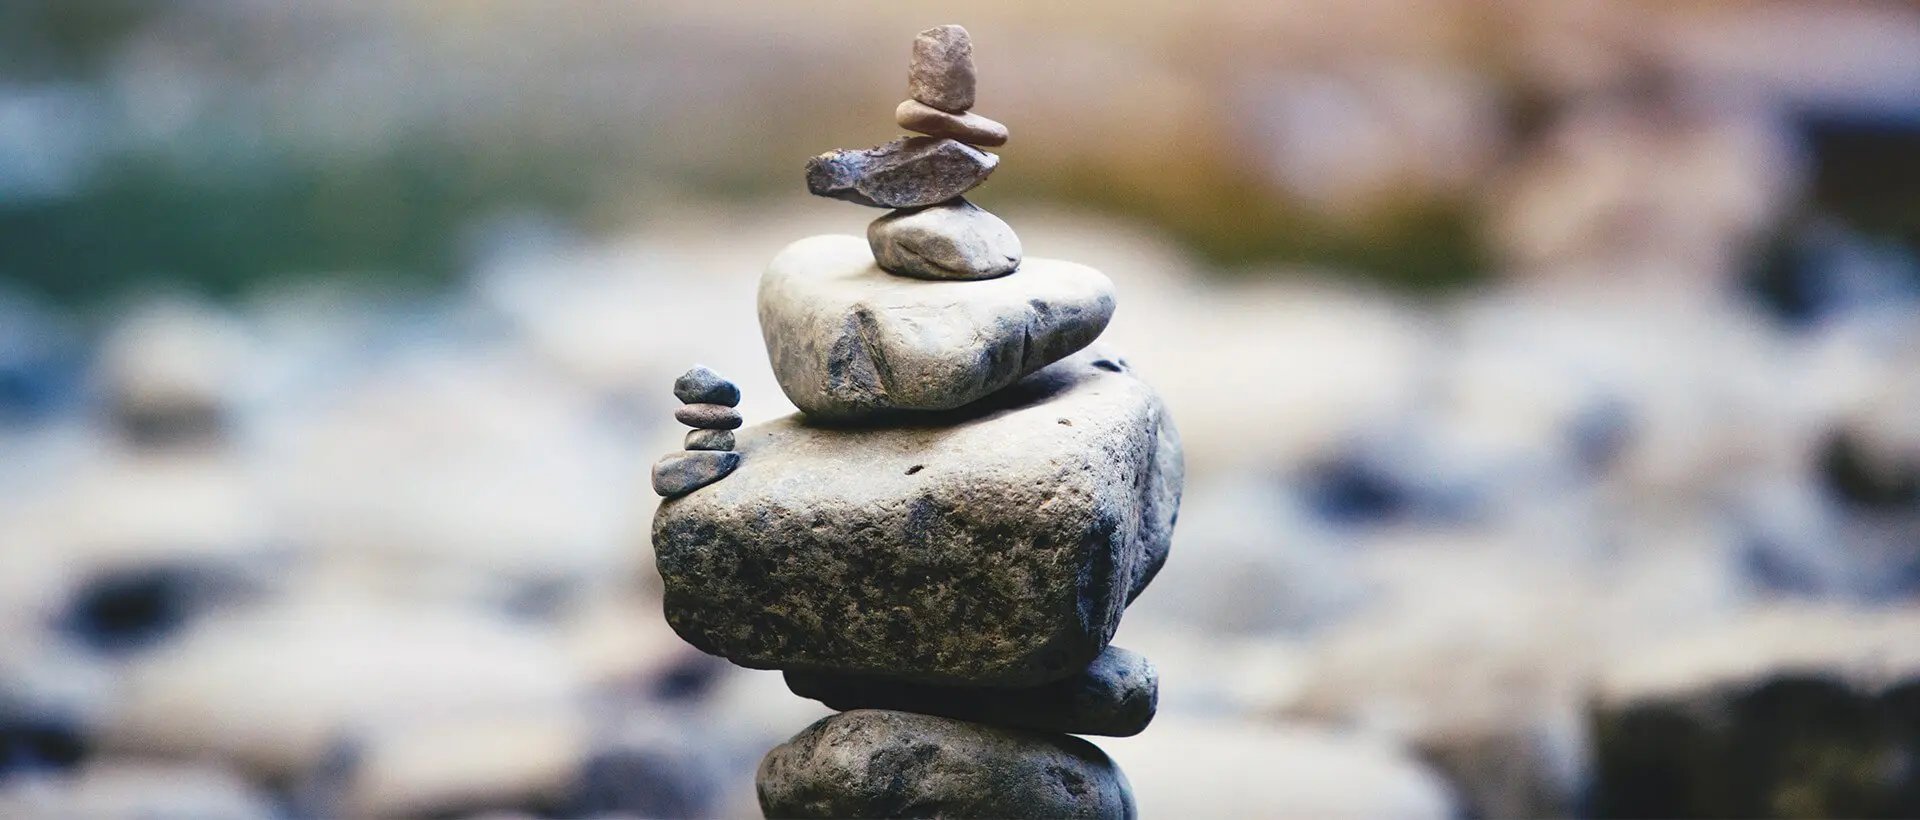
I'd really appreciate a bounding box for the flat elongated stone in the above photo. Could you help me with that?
[673,404,741,430]
[653,348,1183,686]
[683,429,734,451]
[895,100,1007,147]
[672,366,739,407]
[805,138,997,209]
[758,710,1135,819]
[786,645,1158,737]
[758,234,1111,421]
[869,198,1022,281]
[908,25,976,114]
[651,451,740,498]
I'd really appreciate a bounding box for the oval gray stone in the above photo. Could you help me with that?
[672,365,739,407]
[805,137,998,209]
[757,234,1112,421]
[653,348,1183,686]
[673,404,741,430]
[757,710,1135,819]
[869,198,1022,281]
[895,99,1007,147]
[785,645,1158,737]
[908,25,976,114]
[651,451,741,498]
[683,429,735,451]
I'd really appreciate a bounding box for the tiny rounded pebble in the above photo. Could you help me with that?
[675,404,743,430]
[685,429,735,451]
[673,366,740,407]
[895,100,1008,147]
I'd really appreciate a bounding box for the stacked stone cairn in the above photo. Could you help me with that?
[808,24,1021,282]
[651,365,744,497]
[652,24,1184,819]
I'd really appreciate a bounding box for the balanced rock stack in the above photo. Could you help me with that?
[651,365,744,497]
[807,24,1021,283]
[653,24,1183,819]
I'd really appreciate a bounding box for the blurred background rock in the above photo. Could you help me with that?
[1,1,1919,817]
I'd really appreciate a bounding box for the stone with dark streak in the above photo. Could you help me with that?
[652,347,1182,687]
[757,710,1135,819]
[757,234,1112,421]
[869,198,1022,281]
[785,645,1158,737]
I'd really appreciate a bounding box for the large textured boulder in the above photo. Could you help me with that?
[653,348,1182,687]
[786,645,1157,737]
[757,234,1114,421]
[757,710,1135,819]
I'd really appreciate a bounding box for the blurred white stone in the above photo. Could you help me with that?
[96,299,255,445]
[259,345,642,605]
[0,760,279,820]
[330,701,591,819]
[1126,472,1362,635]
[1488,102,1803,294]
[103,594,586,777]
[1098,717,1457,819]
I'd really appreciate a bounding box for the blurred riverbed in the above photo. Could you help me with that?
[3,2,1920,818]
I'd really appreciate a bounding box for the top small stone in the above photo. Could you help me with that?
[673,365,740,407]
[909,25,976,114]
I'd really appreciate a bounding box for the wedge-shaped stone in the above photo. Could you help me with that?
[653,348,1183,687]
[786,645,1158,737]
[758,234,1113,421]
[758,710,1135,820]
[805,137,998,209]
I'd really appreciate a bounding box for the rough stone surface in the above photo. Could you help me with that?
[757,710,1135,819]
[869,198,1022,281]
[786,645,1158,737]
[672,366,739,407]
[805,138,998,209]
[683,429,735,451]
[908,25,976,114]
[673,404,741,430]
[653,347,1182,686]
[895,100,1007,147]
[758,234,1113,421]
[651,451,741,498]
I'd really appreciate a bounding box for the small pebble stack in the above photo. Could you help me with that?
[650,365,743,498]
[806,24,1023,282]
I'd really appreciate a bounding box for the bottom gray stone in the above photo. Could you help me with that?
[784,645,1158,737]
[757,710,1135,819]
[651,451,741,497]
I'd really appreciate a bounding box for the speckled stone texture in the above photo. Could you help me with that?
[907,25,977,114]
[652,348,1183,687]
[757,710,1135,819]
[757,234,1112,421]
[785,645,1158,737]
[805,138,998,209]
[868,198,1022,281]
